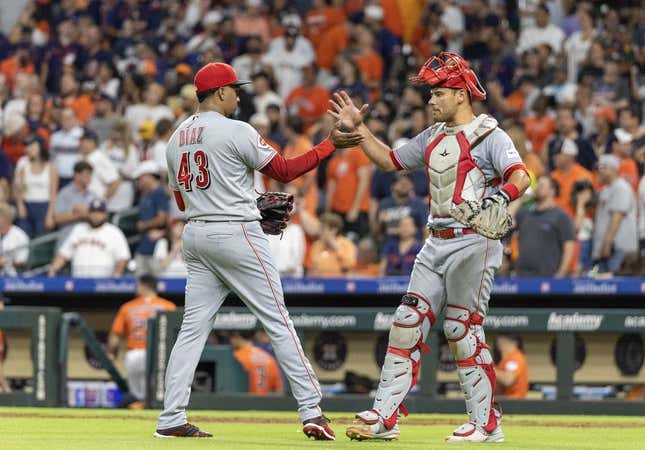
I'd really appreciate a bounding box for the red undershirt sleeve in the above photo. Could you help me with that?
[260,138,336,183]
[173,190,185,211]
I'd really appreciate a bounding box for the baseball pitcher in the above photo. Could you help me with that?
[154,63,362,439]
[331,52,531,443]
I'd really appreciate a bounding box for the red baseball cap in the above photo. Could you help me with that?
[194,62,250,94]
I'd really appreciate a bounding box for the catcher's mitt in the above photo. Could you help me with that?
[256,191,294,235]
[449,193,511,240]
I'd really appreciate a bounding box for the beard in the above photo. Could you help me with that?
[89,219,106,228]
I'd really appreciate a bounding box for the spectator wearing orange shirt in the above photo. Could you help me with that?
[108,275,176,401]
[231,331,283,396]
[495,334,529,399]
[550,139,593,217]
[0,47,35,91]
[351,24,384,101]
[285,65,330,130]
[308,213,357,277]
[612,129,640,192]
[58,73,95,126]
[234,0,271,45]
[523,95,555,156]
[326,148,372,239]
[276,116,319,216]
[305,1,348,70]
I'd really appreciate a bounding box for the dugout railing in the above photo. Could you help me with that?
[0,307,61,406]
[146,307,645,416]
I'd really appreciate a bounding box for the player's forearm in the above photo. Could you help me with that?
[500,168,531,201]
[357,123,397,172]
[261,140,335,183]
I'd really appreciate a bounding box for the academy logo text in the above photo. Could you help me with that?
[547,312,603,331]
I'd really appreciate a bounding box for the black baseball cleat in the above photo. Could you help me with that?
[303,415,336,440]
[153,422,213,438]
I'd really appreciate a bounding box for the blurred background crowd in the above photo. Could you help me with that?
[0,0,643,279]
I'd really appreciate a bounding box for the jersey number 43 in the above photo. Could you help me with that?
[177,150,210,191]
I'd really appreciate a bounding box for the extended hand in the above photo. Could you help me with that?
[328,90,368,131]
[330,126,363,148]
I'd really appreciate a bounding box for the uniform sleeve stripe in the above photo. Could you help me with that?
[503,163,527,180]
[390,149,407,171]
[256,151,277,171]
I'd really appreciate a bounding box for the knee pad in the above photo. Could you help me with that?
[443,304,482,361]
[388,294,435,351]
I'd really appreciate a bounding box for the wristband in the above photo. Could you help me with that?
[500,183,520,202]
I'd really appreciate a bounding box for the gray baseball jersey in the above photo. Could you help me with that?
[166,111,276,221]
[392,116,523,229]
[158,110,324,430]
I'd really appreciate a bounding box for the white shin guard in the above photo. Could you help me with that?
[444,304,498,432]
[372,294,435,428]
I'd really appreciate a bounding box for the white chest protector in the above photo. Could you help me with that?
[425,114,498,217]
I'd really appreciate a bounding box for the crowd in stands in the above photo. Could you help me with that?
[0,0,643,279]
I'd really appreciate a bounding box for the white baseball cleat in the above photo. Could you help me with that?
[345,410,400,441]
[445,422,505,443]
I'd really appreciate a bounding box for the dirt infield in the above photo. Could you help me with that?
[1,412,643,429]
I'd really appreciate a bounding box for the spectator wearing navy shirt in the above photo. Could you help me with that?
[375,172,427,246]
[133,161,168,276]
[381,216,423,276]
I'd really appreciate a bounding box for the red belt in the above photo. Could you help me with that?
[430,228,476,239]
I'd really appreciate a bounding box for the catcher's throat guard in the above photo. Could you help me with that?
[412,52,486,101]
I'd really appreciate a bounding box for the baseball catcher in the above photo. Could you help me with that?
[330,51,531,444]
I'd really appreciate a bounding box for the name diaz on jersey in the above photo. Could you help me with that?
[179,126,204,147]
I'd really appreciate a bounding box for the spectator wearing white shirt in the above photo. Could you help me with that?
[0,203,29,276]
[267,185,306,277]
[232,35,268,93]
[263,17,315,98]
[251,72,283,116]
[563,9,595,83]
[49,200,130,277]
[100,120,139,212]
[79,129,121,206]
[593,154,638,275]
[124,83,173,139]
[147,118,174,177]
[517,4,565,55]
[153,219,187,278]
[49,107,83,186]
[14,135,58,238]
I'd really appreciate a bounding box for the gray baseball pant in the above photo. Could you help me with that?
[157,220,322,429]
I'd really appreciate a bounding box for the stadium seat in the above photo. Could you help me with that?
[25,231,60,271]
[111,207,139,238]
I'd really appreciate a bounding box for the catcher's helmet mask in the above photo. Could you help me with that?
[411,52,486,101]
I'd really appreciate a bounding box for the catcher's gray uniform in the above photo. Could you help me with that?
[157,111,323,429]
[364,114,524,433]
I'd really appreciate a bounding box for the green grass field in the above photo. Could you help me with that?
[1,408,644,450]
